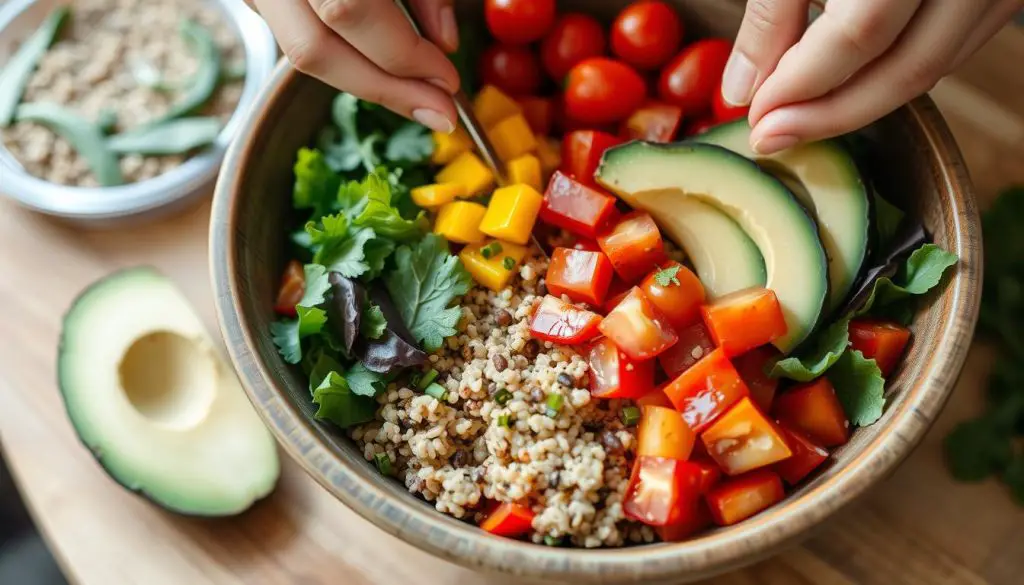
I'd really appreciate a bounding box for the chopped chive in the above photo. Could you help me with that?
[374,452,393,476]
[545,393,565,418]
[494,388,513,405]
[409,371,423,388]
[481,241,504,259]
[417,368,439,390]
[543,535,563,546]
[503,256,516,271]
[621,406,641,427]
[498,414,511,428]
[425,382,448,401]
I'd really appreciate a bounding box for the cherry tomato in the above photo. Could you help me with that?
[640,261,705,330]
[712,82,750,123]
[683,115,717,137]
[662,347,749,432]
[565,58,647,125]
[485,0,556,45]
[623,456,705,526]
[598,211,667,283]
[638,405,696,460]
[733,346,781,411]
[546,247,615,306]
[701,397,792,476]
[274,260,305,317]
[541,13,607,82]
[706,470,785,526]
[588,336,656,399]
[479,44,543,96]
[539,171,618,239]
[848,320,912,377]
[621,101,684,143]
[560,130,623,186]
[774,425,830,485]
[700,287,788,357]
[479,503,535,537]
[529,294,603,345]
[658,321,716,378]
[658,38,732,116]
[773,378,850,447]
[599,287,678,361]
[611,1,683,70]
[515,96,555,136]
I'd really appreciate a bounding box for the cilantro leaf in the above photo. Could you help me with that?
[348,172,429,242]
[346,362,387,397]
[299,264,331,307]
[770,317,851,381]
[384,234,472,352]
[385,122,434,163]
[321,226,376,278]
[653,265,681,287]
[361,302,387,339]
[270,319,302,364]
[827,349,885,426]
[308,348,344,394]
[312,371,377,428]
[362,238,396,281]
[293,148,341,218]
[944,417,1013,481]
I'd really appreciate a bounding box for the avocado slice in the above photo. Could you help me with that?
[596,142,827,353]
[642,196,766,298]
[58,268,280,516]
[696,120,869,313]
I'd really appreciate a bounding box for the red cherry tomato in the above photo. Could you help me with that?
[539,171,618,239]
[560,130,623,186]
[565,58,647,125]
[274,260,305,317]
[479,44,543,96]
[621,101,684,143]
[599,287,679,361]
[712,82,750,123]
[640,261,705,330]
[485,0,556,45]
[541,13,607,82]
[658,38,732,116]
[588,336,656,399]
[848,320,912,377]
[611,1,683,70]
[658,321,716,378]
[546,247,615,306]
[529,295,603,345]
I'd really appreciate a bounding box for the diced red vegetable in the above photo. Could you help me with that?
[561,130,623,185]
[662,347,749,432]
[733,346,781,411]
[571,238,601,252]
[701,397,792,476]
[597,211,667,283]
[480,502,536,537]
[848,319,912,377]
[773,378,850,447]
[602,277,633,312]
[599,288,679,361]
[700,287,788,356]
[640,261,706,329]
[623,456,705,526]
[711,81,750,123]
[529,295,603,345]
[658,321,716,378]
[539,171,619,239]
[517,96,555,136]
[636,384,675,408]
[774,425,830,485]
[588,336,655,399]
[274,260,305,317]
[546,247,615,306]
[690,457,723,493]
[637,405,696,460]
[621,102,683,142]
[683,115,717,137]
[655,501,713,542]
[706,469,785,526]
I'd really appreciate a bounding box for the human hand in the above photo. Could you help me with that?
[721,0,1023,154]
[247,0,461,134]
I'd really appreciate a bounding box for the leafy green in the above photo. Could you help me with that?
[944,418,1014,481]
[652,265,681,287]
[857,244,959,311]
[827,349,885,426]
[385,122,434,163]
[361,302,387,339]
[294,148,341,218]
[271,265,331,364]
[362,238,396,281]
[346,172,429,242]
[346,362,387,397]
[384,234,472,352]
[312,372,378,428]
[308,348,344,392]
[771,317,851,382]
[300,264,331,307]
[0,6,70,127]
[872,190,905,255]
[319,224,377,278]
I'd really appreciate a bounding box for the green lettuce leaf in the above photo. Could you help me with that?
[827,349,885,426]
[346,362,387,397]
[293,148,341,219]
[770,317,851,381]
[872,191,905,255]
[856,244,959,312]
[299,264,331,307]
[270,309,325,365]
[346,172,428,242]
[312,371,377,428]
[362,238,396,281]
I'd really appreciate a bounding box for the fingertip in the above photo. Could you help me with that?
[438,5,459,53]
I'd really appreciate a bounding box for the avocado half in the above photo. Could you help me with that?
[596,142,828,354]
[57,268,280,516]
[696,120,869,314]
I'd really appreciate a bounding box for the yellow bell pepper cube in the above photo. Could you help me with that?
[411,183,466,209]
[536,137,562,180]
[473,85,522,129]
[436,152,495,197]
[459,240,529,292]
[507,154,542,191]
[431,126,473,165]
[488,114,537,163]
[434,201,487,244]
[479,184,544,245]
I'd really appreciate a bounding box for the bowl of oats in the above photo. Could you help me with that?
[0,0,276,222]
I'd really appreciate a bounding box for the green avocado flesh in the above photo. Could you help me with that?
[596,142,828,354]
[696,120,870,314]
[58,268,280,516]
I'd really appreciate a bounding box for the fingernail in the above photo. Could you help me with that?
[439,6,458,53]
[752,134,799,155]
[721,51,757,107]
[428,77,456,94]
[413,108,454,134]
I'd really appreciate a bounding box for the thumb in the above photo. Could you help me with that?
[721,0,810,107]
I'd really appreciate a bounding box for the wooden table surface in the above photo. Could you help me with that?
[3,26,1024,585]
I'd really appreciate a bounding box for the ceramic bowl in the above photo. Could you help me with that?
[210,1,982,582]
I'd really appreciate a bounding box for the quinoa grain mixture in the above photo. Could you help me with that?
[1,0,244,187]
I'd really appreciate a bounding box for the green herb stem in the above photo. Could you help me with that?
[417,368,439,390]
[621,406,641,427]
[545,393,564,418]
[497,414,511,428]
[424,382,448,402]
[374,452,393,476]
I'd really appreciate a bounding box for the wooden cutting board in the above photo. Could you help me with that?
[2,26,1024,585]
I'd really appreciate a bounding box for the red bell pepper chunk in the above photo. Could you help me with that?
[273,260,305,317]
[539,171,619,239]
[640,261,706,330]
[599,287,679,361]
[733,345,782,411]
[623,456,706,527]
[546,247,615,306]
[587,336,655,399]
[516,96,555,136]
[662,347,749,433]
[848,319,912,377]
[571,238,602,252]
[706,469,785,526]
[561,130,623,185]
[479,502,536,537]
[690,457,723,493]
[658,321,717,378]
[529,295,603,345]
[701,397,793,476]
[597,211,667,283]
[637,405,696,460]
[621,102,683,143]
[773,378,850,447]
[774,425,830,485]
[700,287,788,356]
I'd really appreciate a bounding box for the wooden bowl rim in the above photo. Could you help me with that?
[210,61,982,582]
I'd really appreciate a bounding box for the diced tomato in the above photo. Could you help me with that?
[561,130,623,185]
[700,287,787,356]
[274,260,305,317]
[657,321,716,378]
[701,397,792,476]
[539,171,619,239]
[706,470,785,526]
[636,384,674,408]
[546,247,615,306]
[733,346,781,411]
[597,212,667,283]
[517,96,555,136]
[621,102,683,142]
[529,295,603,344]
[599,288,678,361]
[690,457,722,493]
[773,378,850,447]
[588,336,655,399]
[602,277,633,312]
[662,347,749,432]
[479,502,536,537]
[655,501,712,542]
[640,261,705,329]
[571,239,601,253]
[774,425,829,485]
[848,320,912,377]
[623,456,705,526]
[638,405,696,460]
